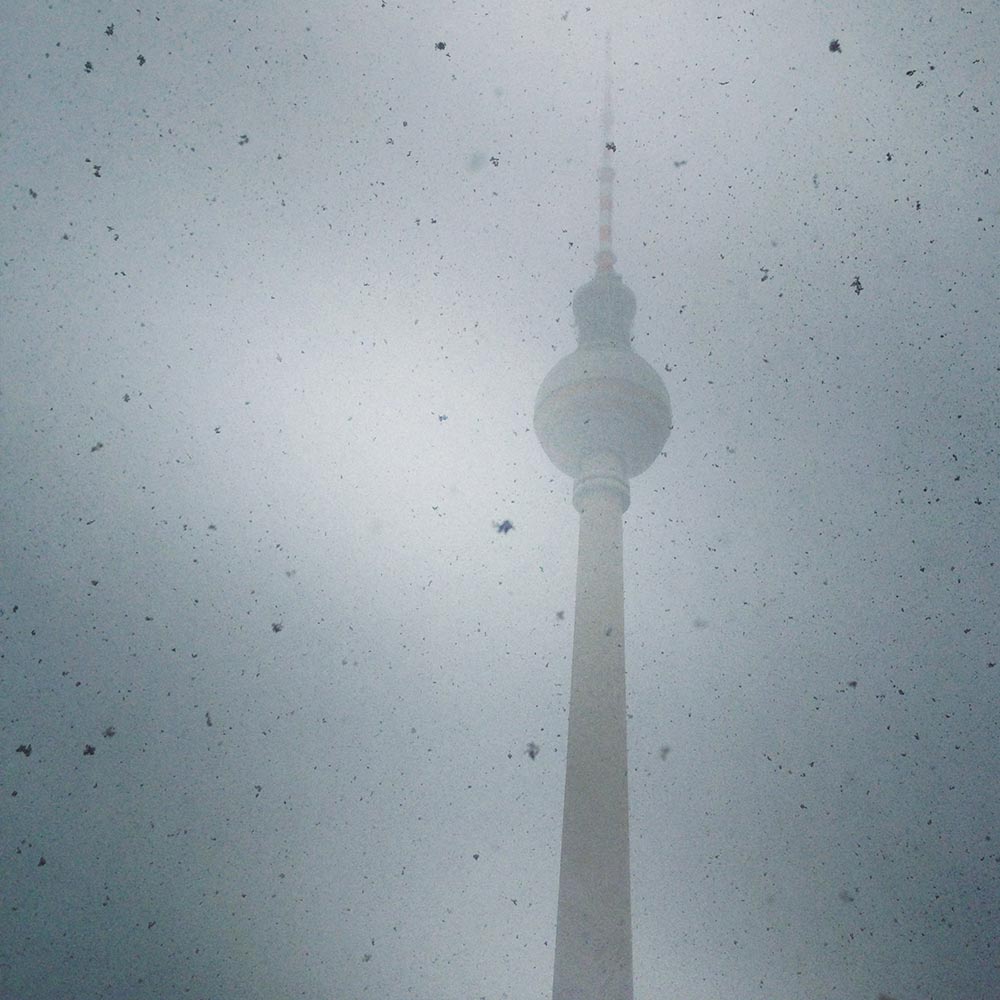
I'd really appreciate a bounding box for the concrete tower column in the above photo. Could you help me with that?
[553,453,633,1000]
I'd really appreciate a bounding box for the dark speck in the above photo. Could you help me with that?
[38,856,46,867]
[84,60,93,72]
[238,134,249,145]
[829,39,841,52]
[838,888,855,902]
[495,519,514,534]
[437,414,448,421]
[90,580,99,587]
[851,276,863,295]
[16,744,32,757]
[555,610,565,620]
[659,745,671,760]
[105,24,114,36]
[848,680,858,688]
[102,726,115,738]
[83,745,95,756]
[435,41,446,50]
[123,393,130,402]
[29,188,37,198]
[605,141,616,152]
[205,712,212,727]
[526,741,540,760]
[91,441,104,452]
[137,54,146,66]
[271,622,283,633]
[147,921,156,929]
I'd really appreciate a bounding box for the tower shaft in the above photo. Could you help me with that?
[553,458,633,1000]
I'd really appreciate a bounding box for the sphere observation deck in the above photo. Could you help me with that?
[534,269,672,483]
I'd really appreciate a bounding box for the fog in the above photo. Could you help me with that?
[2,3,997,998]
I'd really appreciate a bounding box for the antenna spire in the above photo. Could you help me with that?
[595,31,616,273]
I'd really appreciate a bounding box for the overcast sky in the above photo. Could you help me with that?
[1,2,997,998]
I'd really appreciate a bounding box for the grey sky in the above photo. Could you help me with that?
[2,2,997,998]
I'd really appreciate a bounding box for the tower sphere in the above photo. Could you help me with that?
[534,272,671,482]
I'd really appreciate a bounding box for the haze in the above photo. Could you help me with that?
[1,3,997,998]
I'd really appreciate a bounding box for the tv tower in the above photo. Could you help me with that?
[534,36,672,1000]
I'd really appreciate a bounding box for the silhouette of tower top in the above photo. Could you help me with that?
[573,32,639,351]
[534,36,671,500]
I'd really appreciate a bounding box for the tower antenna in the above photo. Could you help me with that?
[596,30,616,273]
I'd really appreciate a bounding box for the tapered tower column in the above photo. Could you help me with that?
[554,453,632,999]
[533,38,672,1000]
